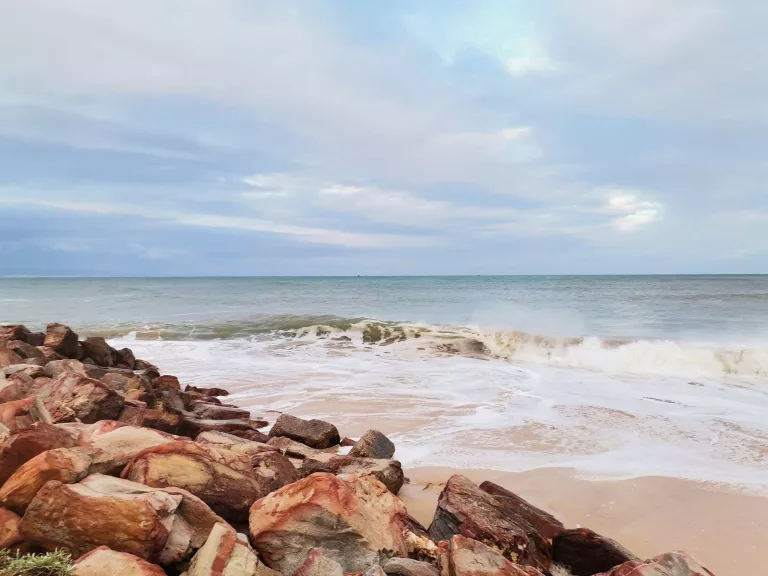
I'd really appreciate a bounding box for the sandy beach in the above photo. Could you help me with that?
[400,466,766,576]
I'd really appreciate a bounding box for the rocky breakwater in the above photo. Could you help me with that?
[0,322,716,576]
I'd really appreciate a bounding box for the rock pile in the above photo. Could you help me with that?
[0,323,716,575]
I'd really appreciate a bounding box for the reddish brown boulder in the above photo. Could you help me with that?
[438,535,544,576]
[81,336,116,366]
[0,397,53,431]
[479,482,564,540]
[114,347,136,369]
[6,340,44,360]
[75,546,167,576]
[190,402,251,421]
[43,358,88,378]
[180,416,267,439]
[0,343,23,368]
[300,455,404,494]
[196,430,276,457]
[37,346,64,361]
[0,422,78,485]
[383,557,440,576]
[0,372,40,402]
[185,384,230,397]
[44,323,80,357]
[252,450,301,495]
[349,429,396,459]
[293,549,344,576]
[593,551,715,576]
[4,363,45,379]
[26,332,45,346]
[84,423,179,475]
[155,374,181,390]
[0,507,22,548]
[122,440,264,523]
[552,528,638,576]
[341,436,358,447]
[119,405,182,434]
[0,325,31,343]
[46,372,124,423]
[427,475,550,572]
[249,473,410,574]
[229,429,271,443]
[268,414,340,449]
[185,522,281,576]
[266,436,322,459]
[0,446,95,512]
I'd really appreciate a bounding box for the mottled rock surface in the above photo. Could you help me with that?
[349,429,396,459]
[553,528,638,576]
[268,414,340,449]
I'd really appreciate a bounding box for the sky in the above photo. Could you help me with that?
[1,0,767,276]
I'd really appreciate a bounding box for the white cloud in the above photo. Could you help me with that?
[602,190,665,232]
[507,56,558,76]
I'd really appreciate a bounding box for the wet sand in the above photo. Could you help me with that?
[399,467,766,576]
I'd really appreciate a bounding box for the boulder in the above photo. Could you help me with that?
[383,557,440,576]
[0,446,95,513]
[0,422,78,485]
[81,336,115,366]
[252,450,301,495]
[84,423,179,475]
[3,363,45,379]
[44,323,80,357]
[349,430,396,459]
[0,397,53,431]
[249,473,410,575]
[119,405,182,434]
[0,507,22,548]
[75,546,167,576]
[479,482,564,540]
[6,340,44,360]
[268,414,340,449]
[292,549,344,576]
[0,325,31,343]
[230,429,271,443]
[365,567,387,576]
[115,347,136,369]
[43,358,88,378]
[300,455,405,494]
[593,551,715,576]
[266,436,322,459]
[427,475,550,572]
[185,522,282,576]
[341,437,358,447]
[438,535,544,576]
[0,343,23,368]
[101,372,152,394]
[186,385,230,397]
[196,430,276,458]
[180,416,267,439]
[122,440,264,523]
[190,402,251,421]
[46,372,124,423]
[155,375,181,390]
[26,332,46,347]
[552,528,638,576]
[21,474,225,565]
[0,372,40,402]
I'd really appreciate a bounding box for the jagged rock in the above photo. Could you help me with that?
[196,430,276,458]
[438,535,544,576]
[180,416,267,439]
[155,374,181,390]
[0,325,31,344]
[75,546,167,576]
[383,557,440,576]
[46,372,124,423]
[552,528,638,576]
[427,475,551,572]
[26,332,46,346]
[81,336,116,366]
[84,423,179,475]
[230,429,271,443]
[185,522,282,576]
[190,402,251,421]
[268,414,340,449]
[349,430,396,459]
[593,551,715,576]
[0,422,78,485]
[119,405,182,434]
[20,474,225,565]
[300,454,405,494]
[122,440,264,523]
[0,507,22,548]
[3,363,45,379]
[43,358,88,378]
[0,446,95,512]
[252,450,301,495]
[185,385,230,397]
[266,436,322,459]
[403,515,440,564]
[0,343,23,368]
[115,347,136,369]
[0,372,40,402]
[100,372,151,394]
[6,340,44,360]
[479,482,564,540]
[0,397,53,431]
[292,549,344,576]
[365,566,387,576]
[44,323,80,357]
[341,437,358,447]
[249,473,410,575]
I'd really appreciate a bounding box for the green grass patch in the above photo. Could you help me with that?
[0,549,75,576]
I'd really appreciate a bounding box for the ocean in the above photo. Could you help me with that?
[2,275,768,489]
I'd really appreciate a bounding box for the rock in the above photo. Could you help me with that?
[185,384,230,397]
[44,323,80,357]
[349,430,396,459]
[190,402,251,421]
[46,372,124,423]
[438,535,544,576]
[0,422,78,484]
[0,507,22,548]
[252,450,301,495]
[6,340,44,360]
[249,473,410,575]
[196,430,276,458]
[479,482,564,540]
[84,423,179,475]
[180,416,267,439]
[383,557,440,576]
[21,474,225,565]
[266,436,322,459]
[552,528,638,576]
[74,546,167,576]
[0,446,95,513]
[427,475,550,572]
[81,336,116,366]
[43,358,88,378]
[101,372,151,394]
[119,405,182,434]
[593,551,715,576]
[185,522,282,576]
[341,437,358,447]
[0,397,53,431]
[365,566,387,576]
[292,549,344,576]
[229,429,271,443]
[26,332,46,346]
[155,374,181,390]
[37,345,65,361]
[300,455,405,494]
[268,414,340,449]
[3,363,45,379]
[0,372,40,402]
[403,515,441,564]
[0,325,31,343]
[122,440,264,523]
[0,343,23,368]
